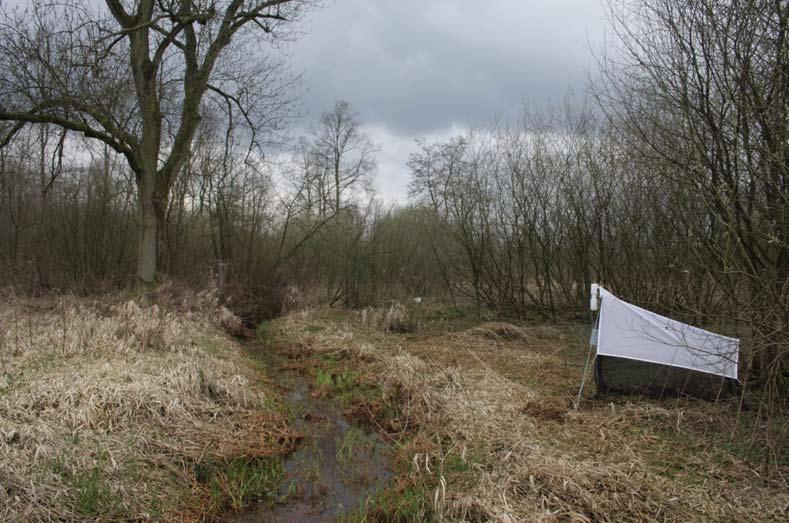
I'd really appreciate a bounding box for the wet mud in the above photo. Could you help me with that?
[225,368,392,522]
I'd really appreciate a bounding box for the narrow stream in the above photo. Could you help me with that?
[225,367,393,522]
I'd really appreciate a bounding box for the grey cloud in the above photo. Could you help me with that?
[290,0,607,134]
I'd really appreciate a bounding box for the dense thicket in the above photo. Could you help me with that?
[0,113,439,318]
[407,103,701,318]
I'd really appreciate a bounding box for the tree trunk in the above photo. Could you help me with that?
[335,167,341,212]
[137,173,157,283]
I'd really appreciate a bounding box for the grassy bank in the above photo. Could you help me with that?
[0,287,296,521]
[260,305,788,522]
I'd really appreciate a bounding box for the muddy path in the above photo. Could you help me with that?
[225,343,393,522]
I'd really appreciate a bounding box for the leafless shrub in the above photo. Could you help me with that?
[282,285,304,313]
[219,277,287,327]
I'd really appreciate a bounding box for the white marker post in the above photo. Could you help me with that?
[574,283,601,410]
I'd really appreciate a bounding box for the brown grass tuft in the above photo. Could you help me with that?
[361,302,418,333]
[469,321,531,341]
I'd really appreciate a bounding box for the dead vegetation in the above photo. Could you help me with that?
[267,308,788,522]
[361,302,418,333]
[468,321,530,341]
[0,288,293,521]
[3,292,785,522]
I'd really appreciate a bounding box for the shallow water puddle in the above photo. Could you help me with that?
[225,371,393,522]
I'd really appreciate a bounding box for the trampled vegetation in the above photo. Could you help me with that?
[0,0,787,521]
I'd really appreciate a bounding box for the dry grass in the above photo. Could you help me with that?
[360,302,418,333]
[468,322,531,341]
[269,308,788,522]
[0,288,292,521]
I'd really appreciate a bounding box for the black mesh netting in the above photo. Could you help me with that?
[594,355,739,400]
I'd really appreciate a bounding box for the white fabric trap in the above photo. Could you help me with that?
[596,288,738,380]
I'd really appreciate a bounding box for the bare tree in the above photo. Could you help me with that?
[312,100,377,213]
[0,0,311,283]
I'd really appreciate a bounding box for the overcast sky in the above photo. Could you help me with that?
[288,0,609,201]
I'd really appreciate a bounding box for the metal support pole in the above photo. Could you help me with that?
[574,311,600,411]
